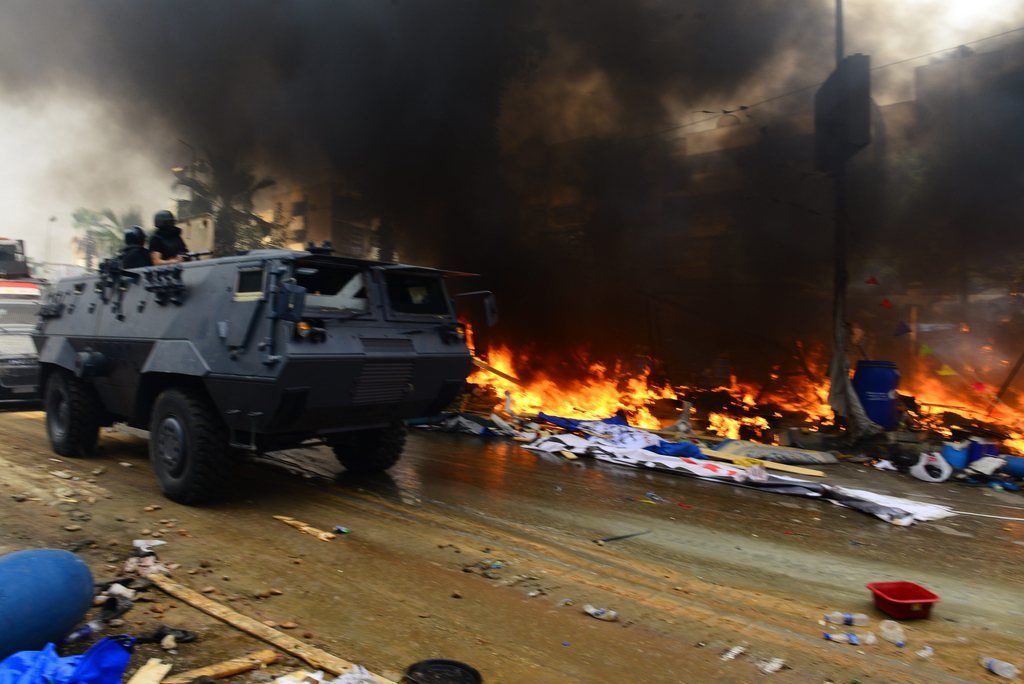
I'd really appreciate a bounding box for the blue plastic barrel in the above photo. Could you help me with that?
[0,549,94,659]
[852,360,901,430]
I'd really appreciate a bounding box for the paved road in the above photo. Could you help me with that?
[1,411,1022,682]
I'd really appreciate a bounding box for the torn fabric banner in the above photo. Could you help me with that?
[600,450,953,525]
[524,436,953,526]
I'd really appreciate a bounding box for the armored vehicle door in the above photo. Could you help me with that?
[216,262,269,355]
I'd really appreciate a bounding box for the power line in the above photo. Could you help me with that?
[554,24,1024,147]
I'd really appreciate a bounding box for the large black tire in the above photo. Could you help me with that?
[44,370,101,458]
[329,423,406,474]
[149,388,231,505]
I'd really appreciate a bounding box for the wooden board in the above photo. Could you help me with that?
[273,515,336,541]
[150,575,396,683]
[126,659,172,684]
[471,357,523,386]
[697,446,825,477]
[163,650,279,684]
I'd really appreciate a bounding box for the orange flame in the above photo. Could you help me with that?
[468,345,676,429]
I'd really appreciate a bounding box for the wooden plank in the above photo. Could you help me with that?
[471,357,523,386]
[697,446,825,477]
[150,575,395,683]
[273,515,336,541]
[126,658,172,684]
[163,650,280,684]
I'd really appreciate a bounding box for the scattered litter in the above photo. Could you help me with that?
[557,598,575,607]
[274,515,336,542]
[50,470,74,480]
[592,530,651,545]
[824,611,869,627]
[105,583,137,601]
[332,525,352,535]
[873,459,897,471]
[823,632,876,645]
[910,453,953,483]
[676,502,694,510]
[758,657,786,674]
[91,467,106,476]
[159,634,177,651]
[979,657,1019,679]
[132,539,167,554]
[878,620,907,647]
[916,645,934,659]
[119,462,133,468]
[582,604,619,622]
[136,625,198,645]
[720,645,746,661]
[644,491,667,503]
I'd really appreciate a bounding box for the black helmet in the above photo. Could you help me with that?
[154,210,176,230]
[125,225,146,246]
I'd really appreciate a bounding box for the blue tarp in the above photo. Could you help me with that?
[0,638,131,684]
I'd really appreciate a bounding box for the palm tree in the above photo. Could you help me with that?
[71,207,144,269]
[172,155,277,256]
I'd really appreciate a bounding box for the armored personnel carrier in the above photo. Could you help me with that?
[34,248,486,503]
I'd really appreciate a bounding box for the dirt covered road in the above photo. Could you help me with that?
[1,410,1023,682]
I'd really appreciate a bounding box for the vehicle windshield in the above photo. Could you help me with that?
[0,332,36,356]
[0,300,39,326]
[385,272,450,316]
[294,263,369,313]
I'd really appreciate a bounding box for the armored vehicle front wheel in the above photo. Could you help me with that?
[329,423,407,474]
[44,370,101,458]
[149,388,230,505]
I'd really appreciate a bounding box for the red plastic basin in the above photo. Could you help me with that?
[867,581,940,619]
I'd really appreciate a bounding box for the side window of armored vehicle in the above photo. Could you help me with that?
[295,264,368,313]
[385,273,449,316]
[234,267,265,302]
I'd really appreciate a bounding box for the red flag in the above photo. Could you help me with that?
[880,298,893,309]
[865,276,879,285]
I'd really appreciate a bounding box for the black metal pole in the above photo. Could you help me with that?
[832,0,848,374]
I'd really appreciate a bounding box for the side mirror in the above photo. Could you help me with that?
[483,293,499,327]
[454,290,499,327]
[273,281,306,322]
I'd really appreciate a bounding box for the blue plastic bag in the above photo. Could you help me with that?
[0,637,131,684]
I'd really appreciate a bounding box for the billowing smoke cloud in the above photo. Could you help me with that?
[1,0,1023,385]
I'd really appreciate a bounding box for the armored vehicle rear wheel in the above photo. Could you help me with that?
[44,370,100,458]
[149,388,230,505]
[329,423,406,474]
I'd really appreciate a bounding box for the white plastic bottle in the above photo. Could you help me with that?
[824,632,876,645]
[979,657,1019,679]
[879,620,906,647]
[824,611,870,627]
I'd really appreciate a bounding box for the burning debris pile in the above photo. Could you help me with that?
[459,336,1024,457]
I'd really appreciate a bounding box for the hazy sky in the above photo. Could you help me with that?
[0,91,172,265]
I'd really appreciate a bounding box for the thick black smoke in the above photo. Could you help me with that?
[1,1,1023,386]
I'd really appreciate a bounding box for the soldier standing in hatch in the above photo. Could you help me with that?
[148,210,189,264]
[119,226,151,269]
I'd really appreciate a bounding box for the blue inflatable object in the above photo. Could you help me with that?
[0,638,131,684]
[0,549,94,660]
[852,360,901,430]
